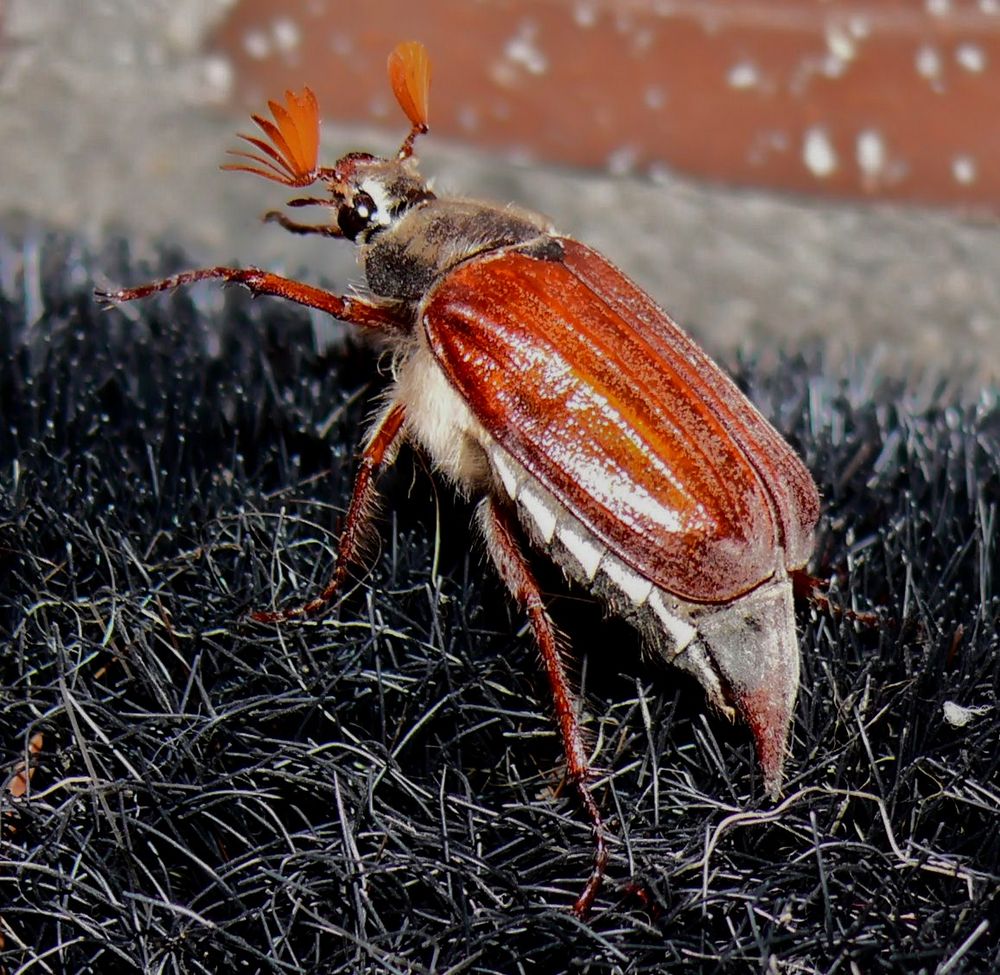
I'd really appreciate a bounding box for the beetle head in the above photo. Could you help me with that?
[221,40,435,244]
[309,151,434,243]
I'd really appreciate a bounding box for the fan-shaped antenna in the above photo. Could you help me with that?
[222,87,321,186]
[388,41,431,159]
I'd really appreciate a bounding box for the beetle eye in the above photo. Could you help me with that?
[338,191,378,241]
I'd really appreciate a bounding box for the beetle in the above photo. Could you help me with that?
[99,40,820,916]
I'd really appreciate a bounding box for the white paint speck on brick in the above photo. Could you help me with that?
[916,44,942,80]
[644,86,665,110]
[573,2,598,28]
[804,127,837,178]
[826,24,857,62]
[953,155,977,184]
[856,129,886,178]
[728,61,759,89]
[243,29,270,60]
[505,22,548,75]
[272,18,301,55]
[956,43,987,73]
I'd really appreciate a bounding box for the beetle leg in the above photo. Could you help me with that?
[792,570,880,626]
[263,210,342,238]
[477,496,608,917]
[253,402,408,623]
[98,269,405,334]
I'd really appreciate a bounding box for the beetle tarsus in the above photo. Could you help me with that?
[570,778,609,917]
[263,210,343,238]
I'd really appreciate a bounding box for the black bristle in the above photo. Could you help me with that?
[1,229,997,973]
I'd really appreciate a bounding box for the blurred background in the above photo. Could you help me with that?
[3,0,1000,380]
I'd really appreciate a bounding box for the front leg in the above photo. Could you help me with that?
[477,496,608,917]
[263,210,342,238]
[97,268,405,334]
[253,402,408,622]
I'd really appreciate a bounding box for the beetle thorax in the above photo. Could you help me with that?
[360,196,556,303]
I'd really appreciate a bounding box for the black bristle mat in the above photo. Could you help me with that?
[1,230,997,974]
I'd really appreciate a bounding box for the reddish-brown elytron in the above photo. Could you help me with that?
[99,41,820,916]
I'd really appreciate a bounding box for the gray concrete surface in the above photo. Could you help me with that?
[3,0,998,385]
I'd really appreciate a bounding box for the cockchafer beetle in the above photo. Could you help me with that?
[99,40,820,916]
